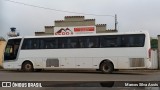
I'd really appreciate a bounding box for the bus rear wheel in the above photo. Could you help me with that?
[22,62,34,72]
[100,61,114,74]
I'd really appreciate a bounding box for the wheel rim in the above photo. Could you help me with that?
[25,64,32,71]
[103,64,109,71]
[104,65,109,70]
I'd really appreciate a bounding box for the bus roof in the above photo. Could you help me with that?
[8,31,149,39]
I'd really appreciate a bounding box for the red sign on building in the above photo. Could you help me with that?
[54,26,96,35]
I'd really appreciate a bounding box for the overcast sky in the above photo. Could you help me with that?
[0,0,160,39]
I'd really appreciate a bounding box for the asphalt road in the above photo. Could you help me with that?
[0,70,160,90]
[0,70,160,81]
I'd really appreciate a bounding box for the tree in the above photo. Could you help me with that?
[151,39,158,49]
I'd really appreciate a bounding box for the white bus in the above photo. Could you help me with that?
[3,31,151,73]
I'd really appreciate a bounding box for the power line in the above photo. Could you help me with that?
[4,0,114,17]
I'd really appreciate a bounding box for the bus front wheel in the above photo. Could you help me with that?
[22,62,34,72]
[100,61,114,74]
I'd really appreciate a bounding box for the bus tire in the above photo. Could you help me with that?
[100,61,114,74]
[22,61,34,72]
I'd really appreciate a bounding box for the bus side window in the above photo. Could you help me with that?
[79,37,85,48]
[121,36,128,47]
[120,35,145,47]
[39,39,44,49]
[40,38,57,49]
[58,37,79,48]
[31,39,39,49]
[70,37,78,48]
[22,39,33,49]
[100,36,120,47]
[100,36,108,47]
[58,38,66,48]
[84,36,99,48]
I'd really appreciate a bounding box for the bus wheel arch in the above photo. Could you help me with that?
[99,59,114,74]
[21,60,34,72]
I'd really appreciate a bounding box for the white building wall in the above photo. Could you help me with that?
[150,49,158,69]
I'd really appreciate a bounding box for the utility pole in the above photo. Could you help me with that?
[115,14,118,31]
[158,35,160,69]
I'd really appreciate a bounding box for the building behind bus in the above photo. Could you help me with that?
[35,16,117,36]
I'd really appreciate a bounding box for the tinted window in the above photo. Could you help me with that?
[22,38,58,49]
[22,39,39,49]
[100,36,121,47]
[58,37,79,48]
[79,36,99,48]
[39,38,58,49]
[21,34,145,49]
[100,34,145,48]
[121,34,145,47]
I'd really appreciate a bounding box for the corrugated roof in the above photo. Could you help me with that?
[65,16,84,18]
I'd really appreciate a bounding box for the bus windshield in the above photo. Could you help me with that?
[4,39,21,61]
